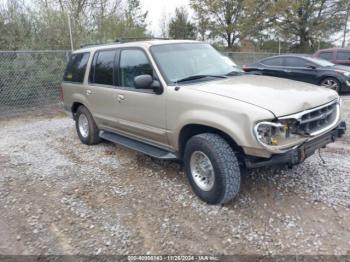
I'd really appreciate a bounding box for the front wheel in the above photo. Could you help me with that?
[184,133,241,205]
[320,77,341,93]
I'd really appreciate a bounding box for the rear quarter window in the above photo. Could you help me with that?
[63,52,90,83]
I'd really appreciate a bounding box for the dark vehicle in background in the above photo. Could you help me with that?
[243,55,350,93]
[314,48,350,66]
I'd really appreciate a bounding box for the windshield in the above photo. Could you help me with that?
[150,43,240,83]
[304,57,335,67]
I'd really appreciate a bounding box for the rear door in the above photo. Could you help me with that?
[260,57,287,78]
[85,49,122,130]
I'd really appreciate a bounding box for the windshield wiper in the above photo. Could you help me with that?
[175,74,226,83]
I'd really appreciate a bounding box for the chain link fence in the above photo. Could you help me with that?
[0,50,70,117]
[0,50,279,118]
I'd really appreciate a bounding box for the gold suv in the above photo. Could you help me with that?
[62,40,347,204]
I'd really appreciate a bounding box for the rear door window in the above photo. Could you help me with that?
[91,50,117,86]
[63,52,90,83]
[319,52,333,61]
[336,51,350,61]
[262,57,284,66]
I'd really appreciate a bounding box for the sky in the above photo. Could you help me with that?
[141,0,192,36]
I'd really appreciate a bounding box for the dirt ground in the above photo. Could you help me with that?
[0,96,350,255]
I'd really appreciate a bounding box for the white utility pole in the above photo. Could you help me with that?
[342,2,350,48]
[67,13,74,51]
[278,38,281,55]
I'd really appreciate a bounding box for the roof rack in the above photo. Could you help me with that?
[80,43,109,48]
[80,37,170,49]
[115,37,170,43]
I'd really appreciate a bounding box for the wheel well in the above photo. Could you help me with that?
[319,76,338,85]
[178,124,243,160]
[71,102,84,120]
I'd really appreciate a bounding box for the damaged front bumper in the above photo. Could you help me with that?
[245,121,347,169]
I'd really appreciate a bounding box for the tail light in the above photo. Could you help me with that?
[59,85,64,101]
[242,65,248,71]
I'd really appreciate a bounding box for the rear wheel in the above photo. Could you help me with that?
[75,106,101,145]
[184,133,241,205]
[320,77,341,93]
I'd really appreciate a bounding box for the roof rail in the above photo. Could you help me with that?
[80,37,170,49]
[115,37,170,43]
[80,43,106,48]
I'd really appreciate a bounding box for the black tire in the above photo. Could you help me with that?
[319,77,341,93]
[184,133,241,205]
[75,106,101,145]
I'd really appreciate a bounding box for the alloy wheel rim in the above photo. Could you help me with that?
[321,79,339,91]
[190,151,215,191]
[78,114,89,138]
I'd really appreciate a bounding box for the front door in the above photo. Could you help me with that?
[283,57,318,84]
[113,48,168,148]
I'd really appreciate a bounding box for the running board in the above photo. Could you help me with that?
[99,130,177,160]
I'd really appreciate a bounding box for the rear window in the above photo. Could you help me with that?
[319,52,333,61]
[262,57,283,66]
[336,51,350,61]
[63,52,90,83]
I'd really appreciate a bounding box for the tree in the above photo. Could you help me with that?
[168,7,196,40]
[190,2,210,41]
[190,0,272,49]
[0,0,150,50]
[0,0,34,49]
[90,0,124,43]
[274,0,346,52]
[122,0,148,38]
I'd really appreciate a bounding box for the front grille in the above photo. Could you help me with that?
[297,102,338,135]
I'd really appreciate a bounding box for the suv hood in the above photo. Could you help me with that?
[190,75,338,117]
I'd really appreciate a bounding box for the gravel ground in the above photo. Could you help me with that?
[0,95,350,255]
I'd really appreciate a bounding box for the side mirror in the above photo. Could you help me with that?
[134,74,153,89]
[134,74,163,94]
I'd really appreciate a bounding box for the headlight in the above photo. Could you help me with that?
[336,70,350,77]
[254,119,306,152]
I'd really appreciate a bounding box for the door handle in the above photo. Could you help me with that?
[284,69,292,73]
[86,89,92,95]
[117,94,125,102]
